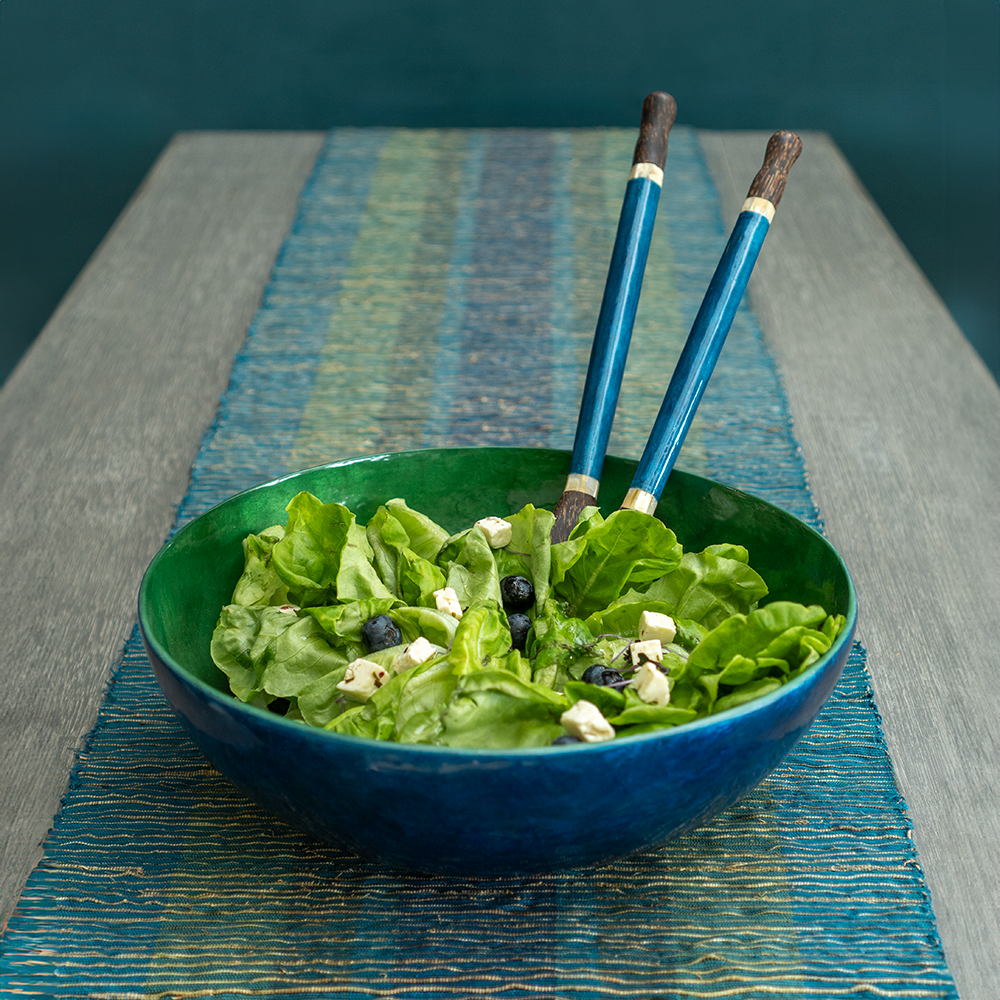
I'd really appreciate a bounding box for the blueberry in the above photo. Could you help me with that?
[508,612,531,652]
[552,733,581,745]
[581,664,625,687]
[500,575,535,612]
[361,614,402,652]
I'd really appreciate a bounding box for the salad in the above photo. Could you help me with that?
[210,492,845,749]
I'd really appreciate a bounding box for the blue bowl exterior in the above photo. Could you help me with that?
[139,449,857,875]
[143,624,852,874]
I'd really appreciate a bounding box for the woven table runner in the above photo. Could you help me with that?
[1,127,957,998]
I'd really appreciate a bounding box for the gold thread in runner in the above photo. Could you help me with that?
[564,472,600,496]
[628,162,664,186]
[741,196,775,222]
[621,487,658,514]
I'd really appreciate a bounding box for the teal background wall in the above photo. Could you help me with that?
[1,0,997,384]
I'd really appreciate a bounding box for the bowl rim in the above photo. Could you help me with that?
[138,447,859,758]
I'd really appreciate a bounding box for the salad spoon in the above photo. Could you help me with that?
[550,91,677,543]
[620,129,803,517]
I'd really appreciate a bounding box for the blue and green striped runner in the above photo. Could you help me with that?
[0,127,957,998]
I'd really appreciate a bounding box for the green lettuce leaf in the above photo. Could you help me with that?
[321,702,372,737]
[680,601,835,704]
[448,603,513,674]
[384,498,450,561]
[563,679,627,717]
[502,504,555,609]
[365,506,409,596]
[398,547,448,607]
[210,604,299,702]
[496,648,533,683]
[551,509,683,618]
[391,605,461,649]
[297,671,351,729]
[713,676,784,714]
[306,597,401,656]
[606,687,698,729]
[642,544,769,629]
[273,492,394,606]
[528,599,604,689]
[258,616,353,698]
[271,492,350,605]
[366,505,447,605]
[325,607,528,745]
[308,644,409,732]
[443,528,503,609]
[439,670,569,749]
[583,594,707,650]
[340,521,398,602]
[210,603,352,706]
[231,525,289,607]
[391,657,457,743]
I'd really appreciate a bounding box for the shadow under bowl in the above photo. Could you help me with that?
[139,447,857,875]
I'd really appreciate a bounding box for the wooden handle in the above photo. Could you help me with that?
[632,92,678,169]
[746,130,802,206]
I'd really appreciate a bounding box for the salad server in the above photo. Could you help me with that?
[621,129,803,516]
[550,90,677,543]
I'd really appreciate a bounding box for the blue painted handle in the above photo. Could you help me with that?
[569,175,661,482]
[630,209,771,499]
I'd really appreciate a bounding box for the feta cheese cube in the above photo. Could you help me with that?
[629,638,663,667]
[560,699,616,743]
[392,636,440,674]
[475,516,513,548]
[337,658,390,701]
[631,661,671,706]
[638,610,676,644]
[433,587,463,619]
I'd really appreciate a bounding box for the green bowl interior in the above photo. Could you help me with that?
[141,448,854,696]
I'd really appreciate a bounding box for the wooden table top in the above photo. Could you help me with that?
[1,129,997,998]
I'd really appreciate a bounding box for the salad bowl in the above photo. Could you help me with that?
[139,446,856,875]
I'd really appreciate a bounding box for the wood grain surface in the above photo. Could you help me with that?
[701,130,1000,1000]
[2,129,997,998]
[632,91,676,168]
[745,128,802,206]
[0,131,325,929]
